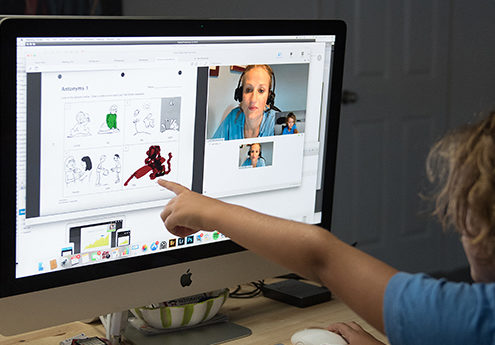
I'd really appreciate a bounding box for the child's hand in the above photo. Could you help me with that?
[158,179,224,237]
[328,322,386,345]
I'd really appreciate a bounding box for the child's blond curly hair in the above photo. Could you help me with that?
[427,111,495,259]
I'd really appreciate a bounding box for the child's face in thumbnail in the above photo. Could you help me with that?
[249,143,261,160]
[287,117,295,129]
[240,67,271,119]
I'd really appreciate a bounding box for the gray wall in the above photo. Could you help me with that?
[449,1,495,127]
[123,0,324,19]
[122,0,495,273]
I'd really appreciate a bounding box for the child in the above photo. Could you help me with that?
[158,111,495,345]
[282,112,299,134]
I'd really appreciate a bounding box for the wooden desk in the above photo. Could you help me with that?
[0,283,389,345]
[225,292,388,345]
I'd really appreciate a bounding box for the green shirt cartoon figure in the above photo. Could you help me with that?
[99,104,120,134]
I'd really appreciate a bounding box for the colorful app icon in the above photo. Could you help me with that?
[61,246,73,257]
[38,262,44,271]
[150,241,159,251]
[169,239,176,248]
[178,238,185,246]
[60,257,70,268]
[81,253,90,264]
[142,244,148,252]
[186,236,194,244]
[130,244,140,255]
[213,231,220,240]
[71,256,80,266]
[196,234,202,243]
[49,259,58,270]
[91,252,100,261]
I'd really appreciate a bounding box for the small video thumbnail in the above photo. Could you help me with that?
[238,142,274,168]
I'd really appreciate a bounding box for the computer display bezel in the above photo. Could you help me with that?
[0,17,346,299]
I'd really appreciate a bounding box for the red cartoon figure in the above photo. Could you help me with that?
[124,145,172,186]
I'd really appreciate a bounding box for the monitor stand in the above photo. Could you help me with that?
[101,311,252,345]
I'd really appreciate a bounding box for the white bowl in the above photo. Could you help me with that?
[130,289,228,329]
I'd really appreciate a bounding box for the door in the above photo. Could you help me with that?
[322,0,466,272]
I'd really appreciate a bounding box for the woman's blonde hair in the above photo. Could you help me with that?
[426,111,495,258]
[242,65,274,90]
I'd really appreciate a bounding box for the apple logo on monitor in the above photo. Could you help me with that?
[180,269,192,287]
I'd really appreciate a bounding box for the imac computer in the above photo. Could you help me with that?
[0,17,346,338]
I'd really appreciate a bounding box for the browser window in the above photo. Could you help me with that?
[16,35,335,278]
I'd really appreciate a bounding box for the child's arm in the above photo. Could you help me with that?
[158,179,398,333]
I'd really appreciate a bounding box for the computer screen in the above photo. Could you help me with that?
[0,17,345,335]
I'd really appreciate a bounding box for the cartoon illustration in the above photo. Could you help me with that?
[124,145,172,186]
[111,154,121,184]
[79,156,93,183]
[99,104,120,134]
[160,97,181,132]
[68,111,91,138]
[132,105,155,135]
[65,155,94,187]
[162,118,179,131]
[65,156,81,184]
[143,113,155,129]
[95,155,110,186]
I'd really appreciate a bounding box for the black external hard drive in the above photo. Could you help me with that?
[262,279,332,308]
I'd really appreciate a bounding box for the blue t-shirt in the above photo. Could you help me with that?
[282,124,298,135]
[384,272,495,345]
[212,107,275,140]
[241,157,266,168]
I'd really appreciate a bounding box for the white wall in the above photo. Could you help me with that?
[207,66,240,138]
[272,64,309,111]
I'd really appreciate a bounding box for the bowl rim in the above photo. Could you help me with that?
[135,288,229,311]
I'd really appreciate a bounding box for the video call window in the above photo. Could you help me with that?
[206,64,309,140]
[239,142,274,169]
[202,63,309,199]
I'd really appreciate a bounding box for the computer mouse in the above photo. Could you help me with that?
[291,328,347,345]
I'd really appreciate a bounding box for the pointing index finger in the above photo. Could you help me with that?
[157,179,189,195]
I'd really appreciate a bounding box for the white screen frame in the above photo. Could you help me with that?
[0,17,346,335]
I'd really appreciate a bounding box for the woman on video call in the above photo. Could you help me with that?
[241,143,266,168]
[212,64,276,140]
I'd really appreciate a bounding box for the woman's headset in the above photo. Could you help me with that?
[234,66,280,111]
